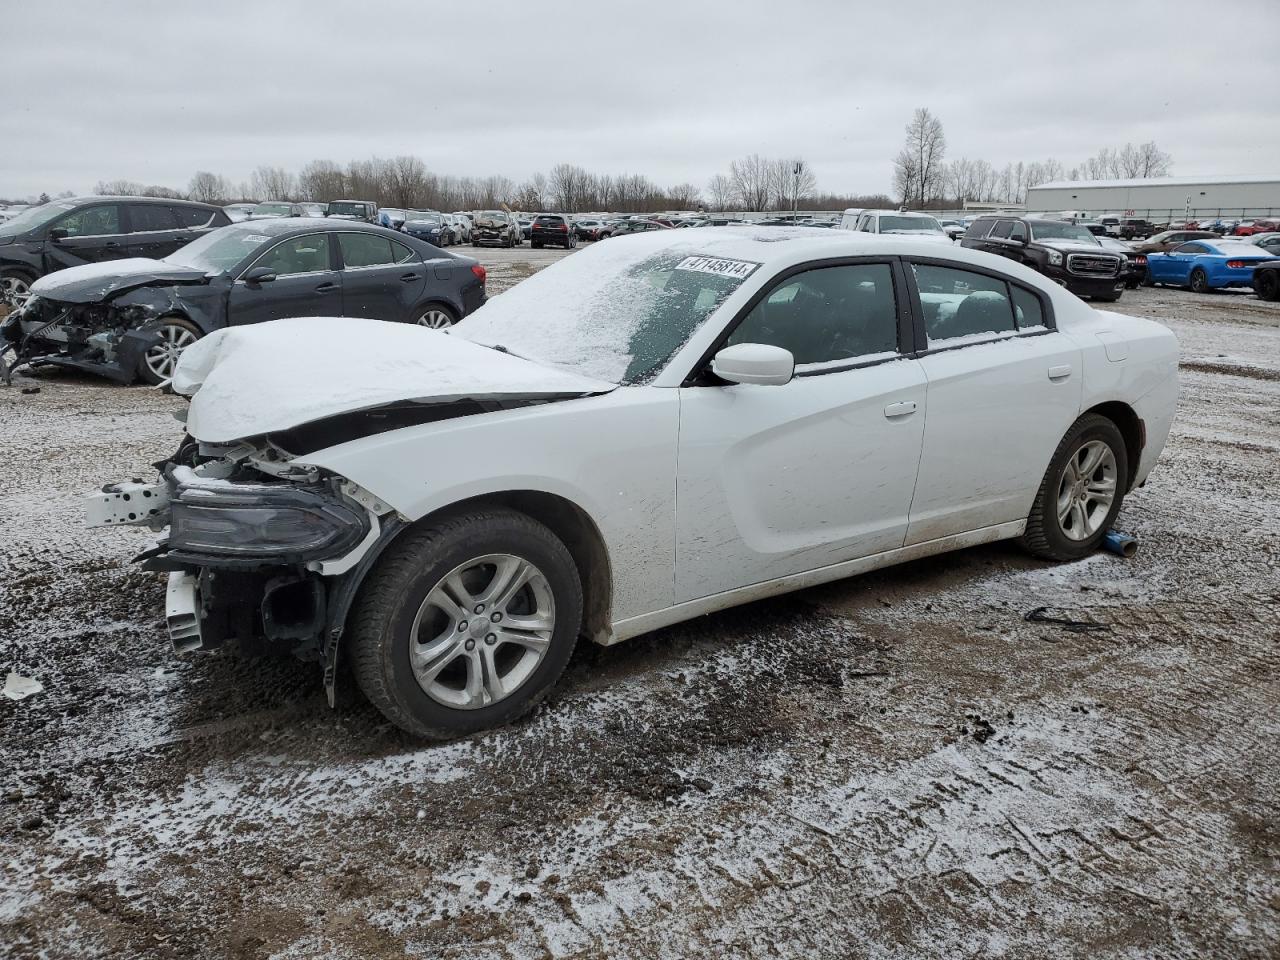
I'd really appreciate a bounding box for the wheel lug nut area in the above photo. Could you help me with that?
[464,639,475,651]
[490,612,501,622]
[485,634,496,645]
[474,604,485,614]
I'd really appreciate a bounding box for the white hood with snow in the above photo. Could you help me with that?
[172,316,614,443]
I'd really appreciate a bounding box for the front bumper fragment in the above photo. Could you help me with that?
[166,571,202,653]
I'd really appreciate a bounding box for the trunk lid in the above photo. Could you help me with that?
[173,316,614,443]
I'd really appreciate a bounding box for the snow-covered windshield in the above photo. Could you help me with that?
[0,200,78,237]
[251,203,294,217]
[164,223,282,273]
[1029,221,1098,243]
[455,241,756,383]
[880,215,942,233]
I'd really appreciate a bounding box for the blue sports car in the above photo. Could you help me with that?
[1145,239,1279,292]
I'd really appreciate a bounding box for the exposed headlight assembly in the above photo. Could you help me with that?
[168,484,369,566]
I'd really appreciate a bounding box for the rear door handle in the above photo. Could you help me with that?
[1048,364,1073,381]
[315,282,338,294]
[884,400,917,418]
[400,272,420,283]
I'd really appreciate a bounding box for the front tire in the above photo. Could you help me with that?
[0,268,35,308]
[137,316,201,385]
[1189,267,1209,293]
[349,508,583,739]
[1021,414,1128,561]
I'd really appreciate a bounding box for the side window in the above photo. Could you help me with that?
[127,204,178,233]
[54,204,121,237]
[1010,285,1046,330]
[1008,221,1028,242]
[989,220,1013,240]
[1175,243,1206,254]
[727,263,899,367]
[339,232,396,268]
[252,234,331,277]
[389,238,417,264]
[912,263,1017,344]
[171,206,215,228]
[963,219,993,239]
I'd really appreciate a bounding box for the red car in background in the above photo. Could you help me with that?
[1234,219,1279,236]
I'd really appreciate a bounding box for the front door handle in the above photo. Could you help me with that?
[1048,364,1073,381]
[884,400,918,418]
[315,282,338,294]
[400,272,420,283]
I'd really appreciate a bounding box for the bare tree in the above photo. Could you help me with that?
[706,173,735,211]
[1130,141,1172,178]
[94,179,146,196]
[896,108,946,207]
[249,165,296,201]
[666,182,702,210]
[770,158,816,212]
[730,154,772,211]
[297,160,345,202]
[188,170,230,204]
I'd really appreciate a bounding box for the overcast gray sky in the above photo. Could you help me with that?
[5,0,1278,200]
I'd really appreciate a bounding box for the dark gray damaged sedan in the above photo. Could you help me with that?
[0,219,487,384]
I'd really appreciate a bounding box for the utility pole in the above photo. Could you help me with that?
[793,161,801,222]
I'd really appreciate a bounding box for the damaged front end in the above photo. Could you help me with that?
[87,436,400,701]
[1,296,166,384]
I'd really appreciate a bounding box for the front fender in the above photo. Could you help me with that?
[294,388,680,622]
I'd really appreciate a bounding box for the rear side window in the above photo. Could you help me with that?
[128,204,177,232]
[1010,286,1045,330]
[1175,243,1209,254]
[728,263,899,366]
[912,263,1017,344]
[171,205,216,228]
[964,219,994,239]
[339,232,415,267]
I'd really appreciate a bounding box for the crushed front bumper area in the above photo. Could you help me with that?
[88,455,386,659]
[0,300,164,384]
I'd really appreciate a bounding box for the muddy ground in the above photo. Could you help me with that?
[1,263,1278,959]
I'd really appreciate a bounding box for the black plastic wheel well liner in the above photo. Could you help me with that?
[1084,400,1144,491]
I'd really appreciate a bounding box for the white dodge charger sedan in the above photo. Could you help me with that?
[89,228,1178,738]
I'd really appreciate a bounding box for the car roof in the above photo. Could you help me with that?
[63,195,218,209]
[221,217,392,237]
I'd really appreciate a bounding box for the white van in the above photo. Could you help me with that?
[852,210,952,243]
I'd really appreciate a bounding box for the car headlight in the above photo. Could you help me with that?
[115,302,156,323]
[1046,250,1063,266]
[169,485,368,564]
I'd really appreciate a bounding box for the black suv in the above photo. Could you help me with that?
[530,214,578,249]
[0,196,229,303]
[962,216,1126,302]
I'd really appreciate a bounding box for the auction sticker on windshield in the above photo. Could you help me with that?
[676,256,760,280]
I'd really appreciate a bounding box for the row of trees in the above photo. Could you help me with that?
[891,106,1174,207]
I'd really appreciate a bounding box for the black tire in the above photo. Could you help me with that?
[1021,414,1129,562]
[1189,267,1209,293]
[532,240,542,249]
[136,315,202,385]
[349,508,583,739]
[1254,269,1280,302]
[1094,290,1123,303]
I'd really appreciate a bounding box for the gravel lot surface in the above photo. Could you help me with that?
[2,255,1278,958]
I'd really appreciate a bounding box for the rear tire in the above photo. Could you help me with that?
[349,508,583,739]
[1254,269,1279,302]
[1021,414,1129,562]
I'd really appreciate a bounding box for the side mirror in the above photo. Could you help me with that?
[712,343,794,386]
[244,266,277,284]
[48,227,69,242]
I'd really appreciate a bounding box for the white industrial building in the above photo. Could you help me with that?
[1024,175,1280,219]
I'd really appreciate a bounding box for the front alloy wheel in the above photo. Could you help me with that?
[409,554,555,710]
[141,319,199,384]
[1189,268,1209,293]
[418,307,456,329]
[1,273,31,307]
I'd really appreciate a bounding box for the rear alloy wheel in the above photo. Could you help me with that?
[1189,267,1210,293]
[1254,269,1279,302]
[350,508,582,739]
[139,317,201,385]
[1021,414,1128,561]
[417,306,457,329]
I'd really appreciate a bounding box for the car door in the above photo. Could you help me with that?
[337,232,426,323]
[225,231,341,326]
[675,259,928,602]
[904,259,1082,544]
[44,203,128,268]
[1154,242,1203,283]
[123,203,184,259]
